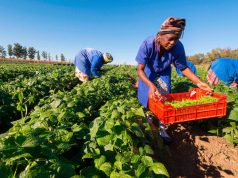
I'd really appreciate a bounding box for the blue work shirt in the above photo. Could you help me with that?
[73,48,104,77]
[135,36,187,107]
[176,60,197,76]
[210,58,238,85]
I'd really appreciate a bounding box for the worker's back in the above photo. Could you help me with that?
[210,58,238,85]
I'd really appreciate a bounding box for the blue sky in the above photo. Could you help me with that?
[0,0,238,65]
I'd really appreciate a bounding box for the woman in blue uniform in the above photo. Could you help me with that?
[135,17,212,108]
[74,48,113,82]
[207,58,238,88]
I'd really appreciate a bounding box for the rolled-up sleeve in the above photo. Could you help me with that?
[136,40,149,65]
[173,42,187,71]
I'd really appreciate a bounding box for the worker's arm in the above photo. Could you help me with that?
[182,67,213,92]
[91,56,103,77]
[137,64,161,99]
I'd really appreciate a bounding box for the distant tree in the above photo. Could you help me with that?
[231,49,238,58]
[0,45,6,58]
[37,51,40,60]
[60,53,65,61]
[206,48,222,62]
[28,47,36,59]
[55,55,58,61]
[220,48,231,58]
[22,47,28,59]
[7,44,13,58]
[48,53,51,61]
[188,53,205,65]
[41,51,47,60]
[187,48,238,65]
[13,43,23,58]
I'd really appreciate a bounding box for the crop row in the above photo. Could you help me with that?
[0,64,70,83]
[0,67,169,177]
[0,65,78,132]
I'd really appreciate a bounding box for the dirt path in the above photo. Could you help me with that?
[163,123,238,178]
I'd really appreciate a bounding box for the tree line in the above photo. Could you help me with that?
[188,48,238,64]
[1,44,237,64]
[0,43,66,61]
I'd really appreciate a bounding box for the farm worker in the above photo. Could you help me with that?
[176,60,197,76]
[73,48,113,82]
[135,17,213,108]
[207,58,238,87]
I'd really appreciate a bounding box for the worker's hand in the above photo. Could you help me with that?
[230,82,237,88]
[148,84,165,102]
[197,81,213,94]
[82,75,89,82]
[148,84,159,99]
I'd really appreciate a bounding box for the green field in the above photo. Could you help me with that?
[0,63,237,177]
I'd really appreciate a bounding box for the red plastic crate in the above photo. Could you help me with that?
[148,88,227,124]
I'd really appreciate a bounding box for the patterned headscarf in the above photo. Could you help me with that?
[159,17,186,36]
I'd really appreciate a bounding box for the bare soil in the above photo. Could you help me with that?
[163,123,238,178]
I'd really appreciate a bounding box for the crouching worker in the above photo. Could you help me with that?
[176,60,197,76]
[73,48,113,82]
[207,58,238,88]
